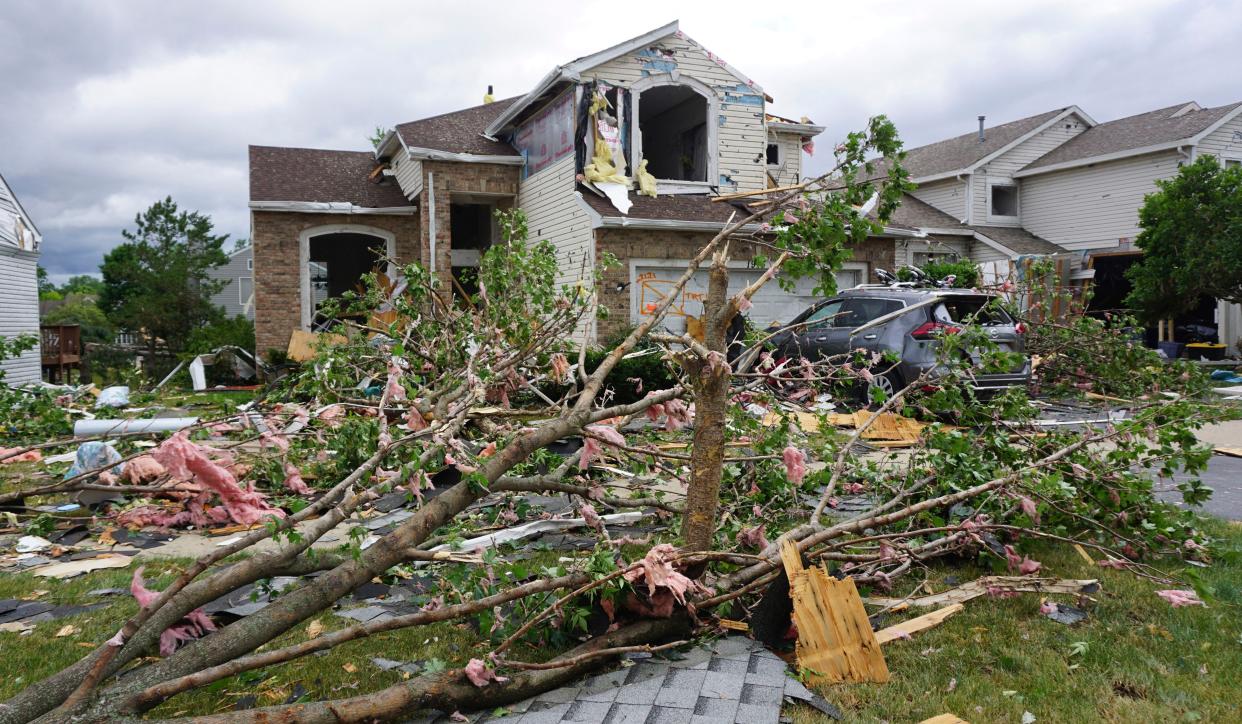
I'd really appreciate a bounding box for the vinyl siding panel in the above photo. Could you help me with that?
[578,33,766,192]
[971,113,1090,226]
[969,240,1013,264]
[518,155,594,341]
[1020,151,1182,250]
[208,247,255,320]
[391,154,424,199]
[1196,113,1242,162]
[910,179,966,220]
[766,131,804,186]
[0,246,42,385]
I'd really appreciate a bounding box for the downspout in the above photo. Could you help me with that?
[959,173,973,225]
[427,171,436,274]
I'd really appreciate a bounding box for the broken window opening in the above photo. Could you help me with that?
[450,203,498,298]
[307,233,387,330]
[766,142,781,166]
[638,85,708,182]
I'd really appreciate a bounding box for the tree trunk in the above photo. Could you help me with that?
[680,252,732,557]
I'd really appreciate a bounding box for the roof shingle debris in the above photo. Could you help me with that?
[248,146,410,207]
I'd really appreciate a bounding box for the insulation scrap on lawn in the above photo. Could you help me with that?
[780,537,889,684]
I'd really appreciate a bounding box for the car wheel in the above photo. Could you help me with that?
[865,370,901,405]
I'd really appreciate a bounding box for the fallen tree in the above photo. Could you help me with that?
[0,118,1228,724]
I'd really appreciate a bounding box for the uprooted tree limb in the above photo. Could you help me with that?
[0,117,1229,724]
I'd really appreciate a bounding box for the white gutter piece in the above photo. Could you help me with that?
[247,201,416,215]
[427,171,436,273]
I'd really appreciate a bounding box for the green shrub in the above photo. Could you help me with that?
[186,316,256,355]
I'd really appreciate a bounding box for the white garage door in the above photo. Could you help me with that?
[630,260,868,333]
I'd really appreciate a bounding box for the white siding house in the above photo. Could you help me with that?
[208,245,255,320]
[0,173,42,386]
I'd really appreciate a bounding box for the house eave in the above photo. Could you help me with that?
[768,122,825,137]
[248,201,418,215]
[405,146,525,165]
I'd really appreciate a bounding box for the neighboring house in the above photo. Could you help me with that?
[883,101,1242,352]
[208,245,255,320]
[0,171,42,385]
[248,21,918,354]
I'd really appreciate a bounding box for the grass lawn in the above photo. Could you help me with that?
[792,516,1242,723]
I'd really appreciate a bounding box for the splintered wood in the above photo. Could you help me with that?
[780,537,890,684]
[762,410,928,446]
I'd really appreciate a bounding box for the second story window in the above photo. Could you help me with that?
[989,183,1019,219]
[766,142,781,166]
[636,84,709,183]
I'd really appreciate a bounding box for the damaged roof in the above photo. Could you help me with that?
[249,146,410,207]
[1018,101,1242,174]
[581,190,746,225]
[394,97,523,157]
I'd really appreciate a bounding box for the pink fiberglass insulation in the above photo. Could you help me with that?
[153,431,284,526]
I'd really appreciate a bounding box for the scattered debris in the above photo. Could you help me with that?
[864,577,1100,608]
[1041,602,1088,625]
[781,537,889,684]
[32,554,133,579]
[874,603,964,644]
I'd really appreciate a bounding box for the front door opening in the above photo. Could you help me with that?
[639,85,708,182]
[308,232,386,330]
[450,203,496,297]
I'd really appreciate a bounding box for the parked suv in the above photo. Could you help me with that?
[767,286,1030,396]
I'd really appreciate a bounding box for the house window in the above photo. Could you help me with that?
[1223,157,1241,169]
[637,85,708,182]
[766,142,781,166]
[989,183,1019,218]
[246,258,253,270]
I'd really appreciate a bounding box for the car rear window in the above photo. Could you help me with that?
[932,296,1012,325]
[838,298,904,327]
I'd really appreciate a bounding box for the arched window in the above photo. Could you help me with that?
[631,76,718,189]
[298,225,396,330]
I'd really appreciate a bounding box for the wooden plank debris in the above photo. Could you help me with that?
[781,537,889,684]
[1214,446,1242,459]
[919,715,970,724]
[864,576,1098,609]
[762,409,929,446]
[874,603,963,644]
[287,329,349,363]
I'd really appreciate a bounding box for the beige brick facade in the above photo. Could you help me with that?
[252,164,521,357]
[419,161,521,288]
[593,227,896,343]
[251,211,420,356]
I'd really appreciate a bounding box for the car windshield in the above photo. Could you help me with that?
[932,296,1012,325]
[804,298,903,328]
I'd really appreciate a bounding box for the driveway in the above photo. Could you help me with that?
[1156,420,1242,521]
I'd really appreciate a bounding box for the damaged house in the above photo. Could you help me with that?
[0,171,42,385]
[880,101,1242,353]
[249,21,917,355]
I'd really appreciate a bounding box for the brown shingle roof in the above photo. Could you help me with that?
[581,190,748,224]
[395,98,522,157]
[1021,101,1242,171]
[972,226,1063,255]
[895,108,1071,179]
[249,146,410,207]
[885,194,965,229]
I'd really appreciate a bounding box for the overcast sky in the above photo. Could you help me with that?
[4,0,1240,283]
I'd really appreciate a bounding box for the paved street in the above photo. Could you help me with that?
[1157,420,1242,521]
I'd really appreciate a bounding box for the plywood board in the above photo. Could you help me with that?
[874,603,963,644]
[781,537,889,684]
[287,330,348,363]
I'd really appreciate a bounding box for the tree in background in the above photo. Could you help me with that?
[1125,155,1242,321]
[99,197,228,357]
[43,299,114,344]
[59,274,106,297]
[37,265,61,300]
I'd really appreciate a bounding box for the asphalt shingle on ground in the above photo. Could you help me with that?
[462,636,839,724]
